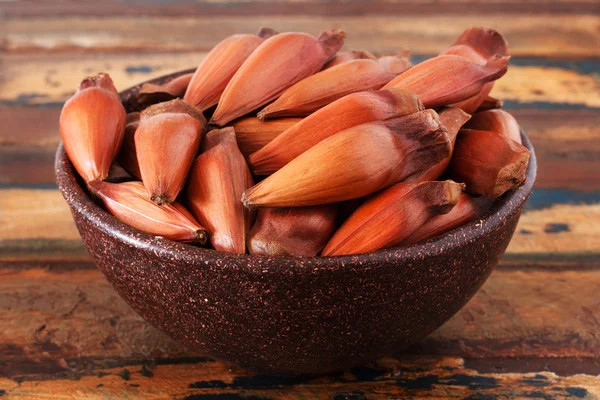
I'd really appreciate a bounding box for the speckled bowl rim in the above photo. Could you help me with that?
[55,87,536,272]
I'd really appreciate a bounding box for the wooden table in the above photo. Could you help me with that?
[1,1,599,398]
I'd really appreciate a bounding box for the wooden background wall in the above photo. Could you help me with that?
[0,1,599,398]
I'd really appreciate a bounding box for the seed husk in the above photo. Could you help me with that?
[465,109,522,144]
[136,73,194,105]
[187,127,254,253]
[377,51,412,74]
[243,109,451,208]
[414,107,471,182]
[211,29,346,126]
[183,27,277,111]
[89,180,207,243]
[257,59,396,119]
[449,128,530,198]
[404,193,492,244]
[322,180,464,256]
[476,95,503,112]
[60,73,126,183]
[248,204,338,257]
[383,54,510,108]
[443,27,509,64]
[231,117,302,158]
[136,99,205,205]
[249,88,424,175]
[322,50,376,69]
[444,27,509,113]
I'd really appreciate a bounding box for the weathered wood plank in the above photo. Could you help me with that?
[1,190,599,264]
[2,0,600,18]
[0,268,599,397]
[517,109,600,192]
[0,267,599,372]
[507,203,600,258]
[2,52,598,107]
[0,189,90,263]
[2,15,600,57]
[0,360,598,399]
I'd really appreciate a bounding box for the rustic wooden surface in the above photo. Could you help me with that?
[1,0,599,398]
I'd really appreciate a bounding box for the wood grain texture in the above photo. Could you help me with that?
[2,15,599,57]
[1,5,599,396]
[0,360,598,399]
[1,189,599,264]
[3,0,600,17]
[0,268,599,380]
[507,203,600,257]
[2,53,598,106]
[516,109,600,192]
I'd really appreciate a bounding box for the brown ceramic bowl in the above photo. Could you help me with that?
[56,71,537,375]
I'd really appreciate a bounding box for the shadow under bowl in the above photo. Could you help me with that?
[56,71,537,375]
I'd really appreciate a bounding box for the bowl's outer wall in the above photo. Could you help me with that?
[56,71,536,375]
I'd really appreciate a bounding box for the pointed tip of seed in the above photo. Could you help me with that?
[256,110,266,121]
[241,191,253,209]
[207,117,219,127]
[257,27,278,39]
[79,72,118,93]
[141,98,206,125]
[319,29,346,42]
[488,54,511,68]
[151,194,171,206]
[318,29,346,53]
[454,27,509,59]
[87,179,104,198]
[196,229,209,245]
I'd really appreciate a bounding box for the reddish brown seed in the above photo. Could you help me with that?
[187,128,254,254]
[183,27,277,111]
[243,109,451,208]
[247,205,338,257]
[136,99,205,205]
[322,180,464,256]
[231,117,302,158]
[404,193,492,244]
[414,107,471,182]
[444,27,509,113]
[60,73,126,183]
[438,107,472,146]
[136,73,194,105]
[249,88,424,175]
[383,54,510,108]
[117,112,142,180]
[465,109,522,144]
[211,29,346,126]
[476,95,504,112]
[443,27,509,65]
[377,51,412,74]
[258,59,396,119]
[449,129,530,198]
[88,180,207,243]
[322,50,376,69]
